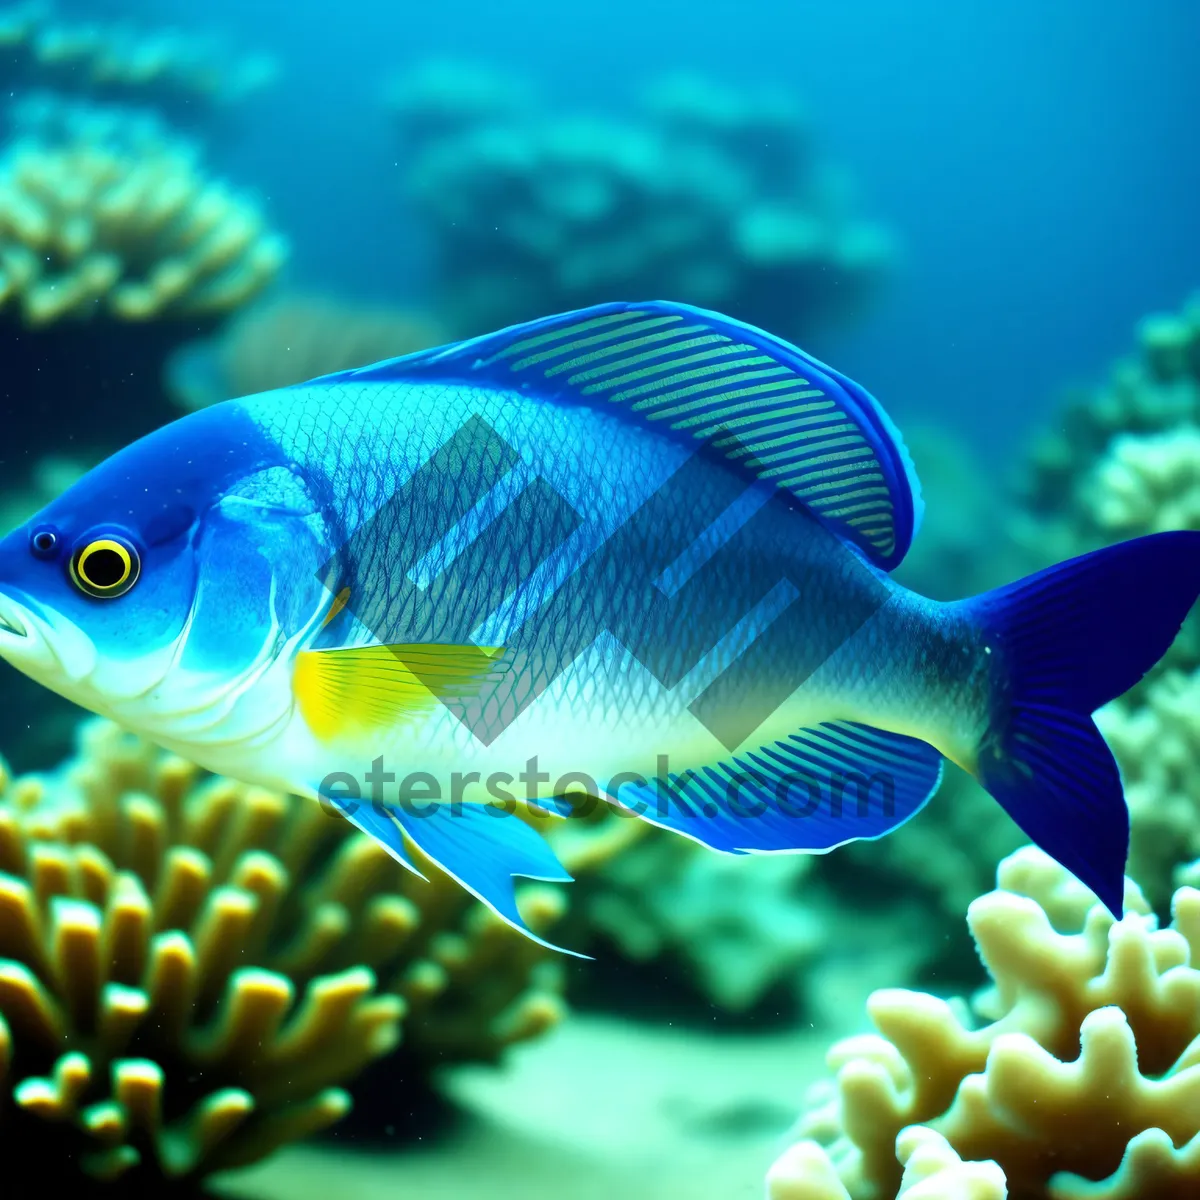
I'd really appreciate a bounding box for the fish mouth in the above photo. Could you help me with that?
[0,596,28,640]
[0,589,91,686]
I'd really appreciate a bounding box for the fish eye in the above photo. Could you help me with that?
[30,527,59,557]
[69,535,140,599]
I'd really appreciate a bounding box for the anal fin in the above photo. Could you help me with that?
[612,720,944,854]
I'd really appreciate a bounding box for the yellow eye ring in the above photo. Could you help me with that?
[70,537,140,599]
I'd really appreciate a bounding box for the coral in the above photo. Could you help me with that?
[387,59,534,147]
[1085,427,1200,537]
[0,717,578,1187]
[768,844,1200,1200]
[165,291,449,411]
[0,1,276,119]
[0,121,286,327]
[570,818,825,1013]
[768,1127,1006,1200]
[555,805,973,1023]
[835,767,1023,949]
[1013,295,1200,906]
[0,101,288,488]
[389,64,892,339]
[1014,294,1200,564]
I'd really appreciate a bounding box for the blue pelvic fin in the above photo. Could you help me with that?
[390,801,588,958]
[320,787,427,880]
[610,720,943,854]
[960,529,1200,918]
[304,300,923,571]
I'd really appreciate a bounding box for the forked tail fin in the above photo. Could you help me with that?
[958,530,1200,916]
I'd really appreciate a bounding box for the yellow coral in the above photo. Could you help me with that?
[0,131,286,327]
[770,845,1200,1200]
[1086,428,1200,536]
[0,717,577,1186]
[1098,670,1200,906]
[768,1127,1005,1200]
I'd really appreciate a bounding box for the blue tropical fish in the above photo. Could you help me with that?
[0,301,1196,951]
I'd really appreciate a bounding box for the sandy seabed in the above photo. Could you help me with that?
[215,1014,829,1200]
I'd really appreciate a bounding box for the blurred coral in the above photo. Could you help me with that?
[1015,294,1200,562]
[768,844,1200,1200]
[553,804,973,1025]
[1014,295,1200,906]
[0,1,276,119]
[836,766,1023,949]
[388,64,893,339]
[569,819,824,1014]
[387,59,534,148]
[0,121,286,327]
[166,292,449,410]
[0,717,580,1186]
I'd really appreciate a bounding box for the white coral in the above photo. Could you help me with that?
[766,846,1200,1200]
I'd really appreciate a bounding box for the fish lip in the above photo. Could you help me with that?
[0,595,28,639]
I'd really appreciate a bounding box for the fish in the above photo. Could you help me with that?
[0,300,1197,953]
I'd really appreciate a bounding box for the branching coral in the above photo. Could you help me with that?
[0,122,286,326]
[0,1,276,118]
[389,64,892,339]
[165,291,449,410]
[767,845,1200,1200]
[0,717,576,1188]
[1014,294,1200,563]
[1013,295,1200,906]
[768,1126,1006,1200]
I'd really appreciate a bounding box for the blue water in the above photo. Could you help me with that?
[163,0,1200,463]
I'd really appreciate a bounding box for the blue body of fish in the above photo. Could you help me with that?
[1,301,1197,948]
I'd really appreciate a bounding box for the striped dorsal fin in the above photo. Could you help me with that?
[308,301,923,570]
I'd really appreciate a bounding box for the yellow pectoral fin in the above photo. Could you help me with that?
[322,586,352,628]
[293,643,505,743]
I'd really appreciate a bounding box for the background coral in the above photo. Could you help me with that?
[547,778,1010,1029]
[165,291,449,411]
[0,101,287,500]
[0,1,276,122]
[1013,295,1200,564]
[768,845,1200,1200]
[0,120,286,327]
[564,819,825,1016]
[1013,295,1200,907]
[388,63,893,339]
[0,718,583,1187]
